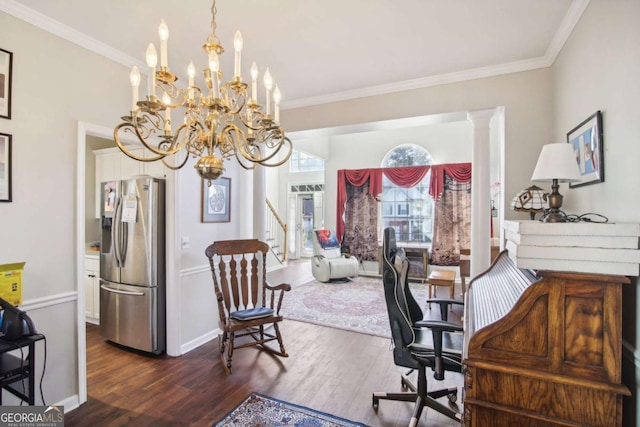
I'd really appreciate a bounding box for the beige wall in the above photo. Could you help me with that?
[0,12,131,405]
[282,68,555,232]
[3,3,636,424]
[551,1,640,425]
[0,9,243,406]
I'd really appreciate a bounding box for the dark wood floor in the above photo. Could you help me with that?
[66,260,463,427]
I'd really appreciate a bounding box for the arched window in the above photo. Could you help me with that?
[380,145,434,244]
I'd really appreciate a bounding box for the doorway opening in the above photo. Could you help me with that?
[287,186,324,259]
[300,195,315,257]
[75,121,179,406]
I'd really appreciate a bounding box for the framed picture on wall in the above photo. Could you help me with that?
[0,48,13,120]
[567,111,604,188]
[0,133,12,202]
[201,177,231,223]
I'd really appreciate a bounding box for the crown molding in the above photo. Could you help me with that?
[544,0,590,64]
[2,0,590,111]
[0,0,145,71]
[282,55,551,110]
[281,0,591,110]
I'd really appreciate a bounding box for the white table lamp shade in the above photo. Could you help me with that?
[531,143,581,183]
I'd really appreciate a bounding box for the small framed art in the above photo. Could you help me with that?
[0,48,13,120]
[0,133,12,202]
[567,111,604,188]
[201,177,231,222]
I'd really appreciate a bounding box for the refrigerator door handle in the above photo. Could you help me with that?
[100,284,145,297]
[114,195,129,268]
[120,220,128,268]
[112,196,122,267]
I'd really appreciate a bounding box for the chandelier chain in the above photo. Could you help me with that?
[210,0,217,36]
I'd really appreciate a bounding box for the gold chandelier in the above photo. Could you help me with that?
[114,0,292,181]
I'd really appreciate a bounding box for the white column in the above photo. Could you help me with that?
[467,108,496,277]
[253,166,267,241]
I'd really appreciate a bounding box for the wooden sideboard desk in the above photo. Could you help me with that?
[463,251,630,426]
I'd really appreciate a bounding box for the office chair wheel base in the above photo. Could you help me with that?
[447,392,457,403]
[372,395,379,410]
[401,369,414,390]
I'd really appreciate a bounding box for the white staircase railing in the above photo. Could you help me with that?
[266,198,287,264]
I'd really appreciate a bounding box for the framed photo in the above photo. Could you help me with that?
[201,177,231,222]
[0,133,12,202]
[0,48,12,120]
[567,111,604,188]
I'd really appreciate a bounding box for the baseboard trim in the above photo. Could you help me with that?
[57,394,81,413]
[180,328,220,355]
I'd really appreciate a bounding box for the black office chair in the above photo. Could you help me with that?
[372,228,463,426]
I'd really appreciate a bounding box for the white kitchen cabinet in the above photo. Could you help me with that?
[95,146,143,184]
[84,255,100,324]
[94,146,168,217]
[143,152,169,178]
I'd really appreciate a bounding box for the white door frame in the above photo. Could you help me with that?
[75,121,180,405]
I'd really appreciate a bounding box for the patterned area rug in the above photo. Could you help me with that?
[280,276,429,338]
[213,393,368,426]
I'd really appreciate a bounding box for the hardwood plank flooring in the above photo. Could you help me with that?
[66,259,463,427]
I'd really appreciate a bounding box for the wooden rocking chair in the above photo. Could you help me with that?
[205,239,291,374]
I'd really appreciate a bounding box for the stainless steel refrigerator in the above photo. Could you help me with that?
[99,177,165,354]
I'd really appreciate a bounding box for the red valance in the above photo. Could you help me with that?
[384,165,430,188]
[336,162,472,241]
[429,163,472,201]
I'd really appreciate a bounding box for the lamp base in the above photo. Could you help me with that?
[542,210,567,223]
[543,179,567,222]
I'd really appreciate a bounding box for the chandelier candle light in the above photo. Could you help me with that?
[114,0,292,181]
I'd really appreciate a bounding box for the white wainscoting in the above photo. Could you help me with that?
[179,264,220,355]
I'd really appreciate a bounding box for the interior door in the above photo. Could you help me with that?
[300,195,315,257]
[288,193,315,259]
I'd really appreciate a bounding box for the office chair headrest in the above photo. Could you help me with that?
[383,227,397,263]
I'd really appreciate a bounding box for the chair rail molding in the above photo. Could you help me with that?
[19,291,77,312]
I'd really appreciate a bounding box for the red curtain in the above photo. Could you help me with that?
[431,172,472,265]
[336,169,382,241]
[342,181,380,261]
[336,163,471,241]
[383,165,430,188]
[428,163,472,201]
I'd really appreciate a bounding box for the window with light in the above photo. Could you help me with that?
[289,150,324,173]
[380,145,434,244]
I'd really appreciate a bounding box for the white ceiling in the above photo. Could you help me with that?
[5,0,586,109]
